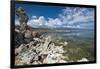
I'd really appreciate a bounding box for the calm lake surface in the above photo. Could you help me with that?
[42,29,95,61]
[43,30,94,44]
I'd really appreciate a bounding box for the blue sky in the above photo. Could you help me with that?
[15,3,63,19]
[15,3,95,29]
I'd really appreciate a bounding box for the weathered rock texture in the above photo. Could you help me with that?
[15,36,66,65]
[15,7,66,65]
[16,7,28,33]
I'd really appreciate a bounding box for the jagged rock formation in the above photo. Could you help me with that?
[15,36,66,65]
[16,7,28,33]
[15,7,90,65]
[15,7,66,65]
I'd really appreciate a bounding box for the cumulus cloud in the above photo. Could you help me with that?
[28,16,62,28]
[47,18,62,28]
[28,16,47,28]
[16,7,94,29]
[31,15,37,19]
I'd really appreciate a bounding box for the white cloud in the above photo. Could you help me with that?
[47,18,62,27]
[59,7,94,29]
[31,15,37,19]
[28,16,47,28]
[28,16,63,28]
[16,7,94,29]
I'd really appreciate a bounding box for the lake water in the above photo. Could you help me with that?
[43,30,94,44]
[42,30,95,61]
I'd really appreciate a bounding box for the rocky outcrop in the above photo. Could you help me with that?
[77,58,88,62]
[15,7,66,65]
[15,7,90,65]
[15,35,66,65]
[16,7,28,34]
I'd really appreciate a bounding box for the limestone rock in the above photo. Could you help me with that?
[24,30,32,38]
[77,58,88,62]
[64,42,68,46]
[15,7,67,65]
[15,35,67,65]
[24,30,32,43]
